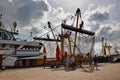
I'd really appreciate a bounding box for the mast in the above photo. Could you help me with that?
[101,37,105,56]
[13,21,17,33]
[107,45,112,56]
[47,21,61,61]
[47,21,58,45]
[73,8,80,55]
[101,37,112,56]
[0,14,2,26]
[61,8,95,57]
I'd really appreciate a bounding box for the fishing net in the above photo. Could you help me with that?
[76,34,95,55]
[63,32,95,56]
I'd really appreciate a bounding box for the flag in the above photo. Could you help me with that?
[56,44,60,61]
[104,47,106,56]
[43,47,47,66]
[43,47,46,55]
[64,51,67,59]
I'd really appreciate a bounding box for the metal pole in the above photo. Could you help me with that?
[73,8,80,55]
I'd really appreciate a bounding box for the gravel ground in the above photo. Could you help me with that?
[0,63,120,80]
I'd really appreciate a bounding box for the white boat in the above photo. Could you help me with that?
[0,14,44,67]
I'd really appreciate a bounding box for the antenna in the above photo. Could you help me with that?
[30,32,33,41]
[0,14,2,26]
[13,20,17,32]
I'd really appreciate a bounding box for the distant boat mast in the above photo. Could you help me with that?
[101,37,112,56]
[114,44,119,54]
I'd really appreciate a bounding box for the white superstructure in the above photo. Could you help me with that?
[0,14,43,67]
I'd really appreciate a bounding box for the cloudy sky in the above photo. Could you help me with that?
[0,0,120,55]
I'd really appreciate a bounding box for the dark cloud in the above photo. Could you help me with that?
[88,23,100,31]
[14,0,49,26]
[88,11,110,22]
[95,26,111,42]
[30,27,40,34]
[109,4,120,21]
[93,0,120,22]
[97,27,111,37]
[95,24,120,45]
[0,0,16,24]
[0,0,49,27]
[83,1,120,51]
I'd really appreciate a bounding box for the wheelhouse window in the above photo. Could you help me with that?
[0,32,9,40]
[21,46,41,50]
[0,30,15,40]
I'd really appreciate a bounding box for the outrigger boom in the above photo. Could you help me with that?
[33,37,61,42]
[61,23,95,36]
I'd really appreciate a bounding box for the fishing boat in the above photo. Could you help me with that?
[0,14,44,68]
